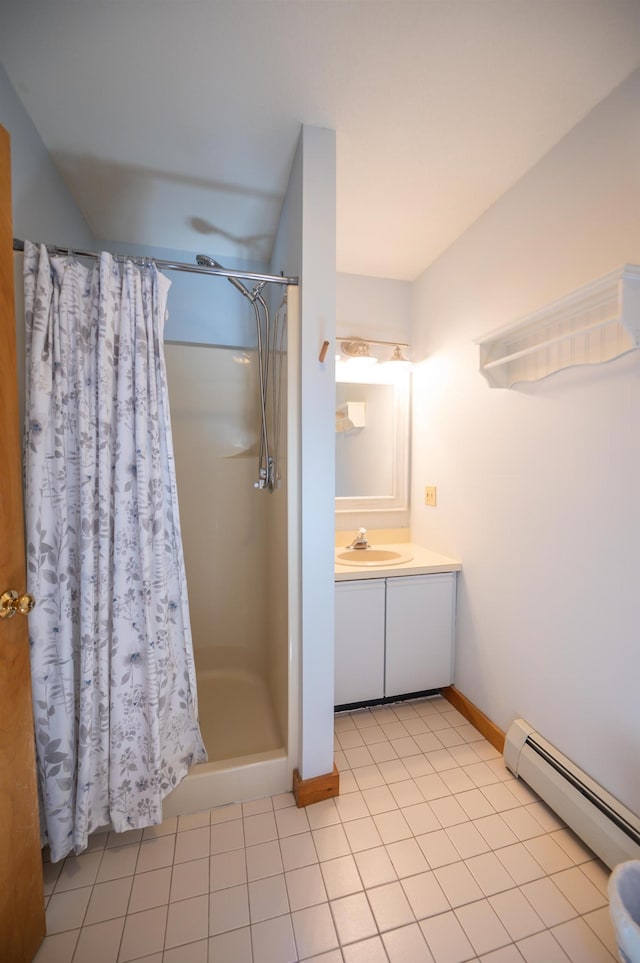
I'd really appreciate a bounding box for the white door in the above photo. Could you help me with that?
[385,574,456,698]
[335,579,385,706]
[0,123,46,962]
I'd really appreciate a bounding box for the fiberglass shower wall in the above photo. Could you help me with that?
[166,343,285,762]
[162,261,288,766]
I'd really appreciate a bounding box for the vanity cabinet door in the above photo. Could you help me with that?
[335,579,385,706]
[385,574,456,698]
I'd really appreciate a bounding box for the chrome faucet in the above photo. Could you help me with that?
[347,527,369,550]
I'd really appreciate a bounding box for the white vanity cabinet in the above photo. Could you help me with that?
[334,572,456,707]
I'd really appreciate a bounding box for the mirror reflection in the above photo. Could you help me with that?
[336,382,395,497]
[335,368,410,513]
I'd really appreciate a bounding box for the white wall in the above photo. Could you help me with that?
[410,69,640,813]
[1,64,94,430]
[271,125,337,781]
[2,61,264,424]
[337,273,411,346]
[1,65,93,248]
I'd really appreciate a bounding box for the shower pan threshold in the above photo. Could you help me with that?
[162,746,290,818]
[162,666,290,817]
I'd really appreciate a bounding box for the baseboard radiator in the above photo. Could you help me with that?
[504,719,640,870]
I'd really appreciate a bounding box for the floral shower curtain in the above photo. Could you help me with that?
[23,241,206,862]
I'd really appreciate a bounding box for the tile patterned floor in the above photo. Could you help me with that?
[35,695,618,962]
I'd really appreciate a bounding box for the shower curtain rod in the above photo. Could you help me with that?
[12,238,299,287]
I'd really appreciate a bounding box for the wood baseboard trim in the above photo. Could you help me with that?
[292,764,340,808]
[441,686,506,754]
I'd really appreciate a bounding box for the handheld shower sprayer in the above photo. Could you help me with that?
[196,254,255,301]
[195,253,285,493]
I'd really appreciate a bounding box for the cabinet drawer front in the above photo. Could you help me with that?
[335,579,385,706]
[385,573,456,697]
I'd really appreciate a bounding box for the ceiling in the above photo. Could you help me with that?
[1,1,639,280]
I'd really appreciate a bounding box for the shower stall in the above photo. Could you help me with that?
[162,266,296,815]
[12,237,299,817]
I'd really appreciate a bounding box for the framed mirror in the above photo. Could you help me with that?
[335,367,410,513]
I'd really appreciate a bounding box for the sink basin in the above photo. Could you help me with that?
[336,548,413,566]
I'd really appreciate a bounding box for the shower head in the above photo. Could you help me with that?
[196,253,222,269]
[196,254,254,301]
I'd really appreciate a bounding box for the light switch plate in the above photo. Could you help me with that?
[424,486,437,507]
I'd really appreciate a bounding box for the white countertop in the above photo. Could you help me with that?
[334,542,462,581]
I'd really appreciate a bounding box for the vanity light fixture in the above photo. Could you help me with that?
[338,336,411,367]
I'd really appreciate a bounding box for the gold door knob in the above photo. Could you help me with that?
[0,590,36,620]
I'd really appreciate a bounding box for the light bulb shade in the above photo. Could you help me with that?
[385,345,411,369]
[340,338,378,363]
[389,345,408,362]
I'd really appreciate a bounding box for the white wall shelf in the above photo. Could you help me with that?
[476,264,640,388]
